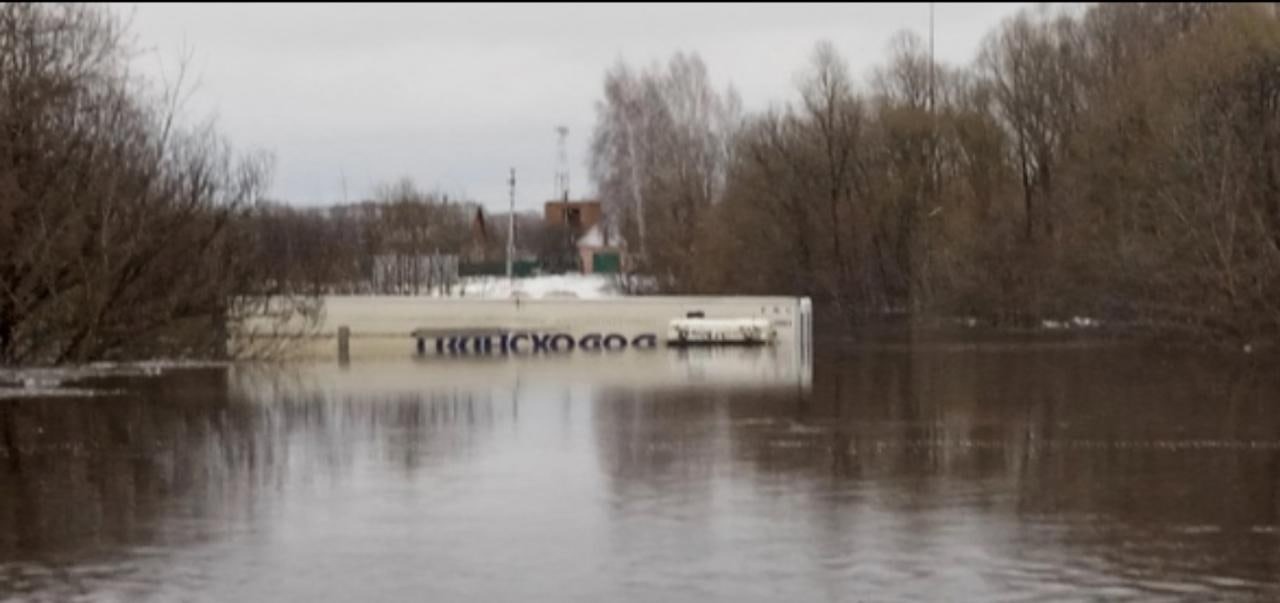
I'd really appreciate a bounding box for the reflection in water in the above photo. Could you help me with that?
[0,341,1278,601]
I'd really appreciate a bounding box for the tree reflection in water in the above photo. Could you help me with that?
[0,341,1277,600]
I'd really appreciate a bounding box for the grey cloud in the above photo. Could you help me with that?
[122,2,1030,208]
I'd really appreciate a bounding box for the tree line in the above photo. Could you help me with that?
[252,181,476,296]
[0,4,583,364]
[6,3,1277,365]
[590,3,1280,349]
[0,3,302,364]
[248,179,577,295]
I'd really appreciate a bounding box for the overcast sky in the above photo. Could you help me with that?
[121,2,1033,212]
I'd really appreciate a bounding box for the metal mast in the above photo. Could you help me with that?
[554,125,569,201]
[506,168,516,283]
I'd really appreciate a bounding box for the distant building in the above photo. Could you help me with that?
[544,199,603,236]
[543,199,624,274]
[576,222,626,274]
[467,206,491,263]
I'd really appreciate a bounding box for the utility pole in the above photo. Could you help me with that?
[507,168,516,284]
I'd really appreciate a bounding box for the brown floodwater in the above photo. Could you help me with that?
[1,336,1278,601]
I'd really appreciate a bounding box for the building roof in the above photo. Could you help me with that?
[471,207,488,241]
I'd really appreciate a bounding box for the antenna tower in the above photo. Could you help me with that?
[554,125,570,201]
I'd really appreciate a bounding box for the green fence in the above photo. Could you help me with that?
[459,260,539,278]
[592,252,621,274]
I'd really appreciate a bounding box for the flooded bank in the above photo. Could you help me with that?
[1,337,1278,601]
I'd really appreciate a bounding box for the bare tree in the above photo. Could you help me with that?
[979,8,1079,243]
[0,3,312,364]
[660,2,1280,348]
[589,52,740,290]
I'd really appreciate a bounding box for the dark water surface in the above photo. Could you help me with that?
[1,338,1278,601]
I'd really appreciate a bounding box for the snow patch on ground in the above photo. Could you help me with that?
[454,274,622,299]
[0,387,122,399]
[951,316,1103,330]
[1042,316,1103,330]
[0,360,226,399]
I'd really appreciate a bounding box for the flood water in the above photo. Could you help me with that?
[2,336,1279,601]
